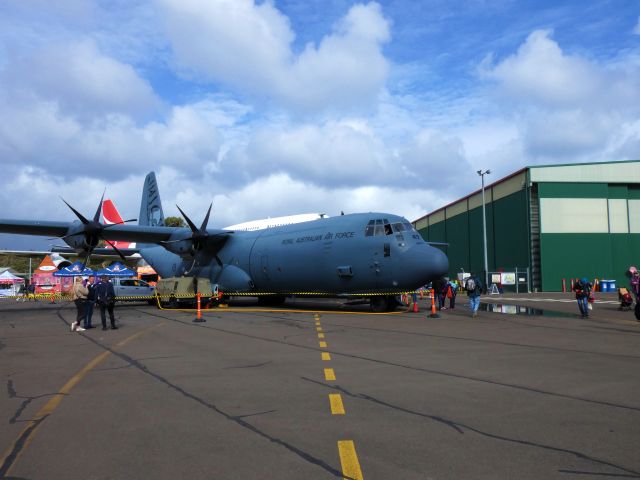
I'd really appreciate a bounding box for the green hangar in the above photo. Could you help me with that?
[412,160,640,292]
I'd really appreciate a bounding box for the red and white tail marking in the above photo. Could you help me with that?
[102,199,136,249]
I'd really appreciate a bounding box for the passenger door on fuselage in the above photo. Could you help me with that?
[365,219,395,290]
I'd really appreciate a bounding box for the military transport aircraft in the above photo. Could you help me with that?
[0,172,448,311]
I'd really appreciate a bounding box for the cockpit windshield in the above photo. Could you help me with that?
[365,219,394,237]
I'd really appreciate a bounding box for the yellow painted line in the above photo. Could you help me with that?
[321,352,331,361]
[0,323,165,476]
[338,440,364,480]
[316,326,323,332]
[329,394,345,414]
[318,333,325,339]
[324,368,336,381]
[319,341,327,348]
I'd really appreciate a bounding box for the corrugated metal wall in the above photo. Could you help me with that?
[538,182,640,291]
[414,162,640,291]
[416,181,529,280]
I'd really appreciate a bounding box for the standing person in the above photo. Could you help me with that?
[71,277,88,332]
[447,279,458,310]
[27,281,37,301]
[96,276,117,330]
[465,273,482,317]
[433,277,446,310]
[84,276,97,329]
[574,277,592,318]
[629,267,640,303]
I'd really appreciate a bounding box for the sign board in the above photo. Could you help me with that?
[501,273,516,285]
[491,273,502,284]
[457,272,470,283]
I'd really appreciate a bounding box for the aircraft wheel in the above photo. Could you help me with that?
[258,295,286,307]
[369,296,389,313]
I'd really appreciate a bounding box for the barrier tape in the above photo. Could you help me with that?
[1,290,420,302]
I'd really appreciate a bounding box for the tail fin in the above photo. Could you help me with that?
[103,199,125,225]
[139,172,165,227]
[103,199,135,248]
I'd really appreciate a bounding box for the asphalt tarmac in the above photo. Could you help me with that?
[1,293,639,479]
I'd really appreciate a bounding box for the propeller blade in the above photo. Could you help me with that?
[93,189,106,223]
[200,203,213,231]
[160,238,189,245]
[103,218,137,229]
[82,253,91,270]
[60,197,89,224]
[176,205,199,233]
[103,238,129,263]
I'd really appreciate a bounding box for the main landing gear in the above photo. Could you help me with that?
[369,295,400,313]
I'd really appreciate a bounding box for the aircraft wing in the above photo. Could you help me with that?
[51,246,141,257]
[0,219,232,250]
[0,220,71,238]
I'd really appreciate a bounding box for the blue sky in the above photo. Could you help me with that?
[0,0,638,243]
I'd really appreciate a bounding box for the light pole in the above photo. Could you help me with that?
[477,169,491,290]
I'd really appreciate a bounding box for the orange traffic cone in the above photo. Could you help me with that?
[429,289,439,318]
[50,292,55,304]
[193,292,205,322]
[413,296,419,313]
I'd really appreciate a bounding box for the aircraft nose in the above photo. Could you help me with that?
[429,247,449,279]
[401,244,449,287]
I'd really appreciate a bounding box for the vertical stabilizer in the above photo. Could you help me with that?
[139,172,165,227]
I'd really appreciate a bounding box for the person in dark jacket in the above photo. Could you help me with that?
[432,277,446,310]
[574,277,592,318]
[465,273,482,317]
[447,280,458,309]
[96,276,117,330]
[84,276,97,329]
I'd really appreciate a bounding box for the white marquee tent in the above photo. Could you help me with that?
[0,270,25,297]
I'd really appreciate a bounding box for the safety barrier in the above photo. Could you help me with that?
[0,290,422,307]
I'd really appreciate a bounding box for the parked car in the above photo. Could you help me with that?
[110,277,155,304]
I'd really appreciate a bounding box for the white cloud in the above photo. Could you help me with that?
[0,96,239,179]
[158,0,390,113]
[223,120,395,187]
[187,173,446,227]
[2,40,160,120]
[478,29,640,163]
[479,30,601,108]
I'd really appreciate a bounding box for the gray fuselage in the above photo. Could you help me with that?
[140,212,448,295]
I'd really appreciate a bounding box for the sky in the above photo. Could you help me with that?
[0,0,639,240]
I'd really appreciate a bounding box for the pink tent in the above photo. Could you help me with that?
[32,255,72,294]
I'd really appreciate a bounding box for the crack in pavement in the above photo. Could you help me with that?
[301,377,640,479]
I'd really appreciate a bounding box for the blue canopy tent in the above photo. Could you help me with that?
[96,262,135,277]
[53,261,96,277]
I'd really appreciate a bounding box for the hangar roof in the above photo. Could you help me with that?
[529,160,640,183]
[413,159,640,226]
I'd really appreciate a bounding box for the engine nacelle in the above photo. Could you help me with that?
[163,233,196,256]
[63,224,99,252]
[215,265,254,292]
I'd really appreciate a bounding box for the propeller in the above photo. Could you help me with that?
[59,192,137,266]
[161,203,224,268]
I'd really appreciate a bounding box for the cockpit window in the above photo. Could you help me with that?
[365,220,375,236]
[403,222,414,232]
[392,222,405,233]
[365,219,395,236]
